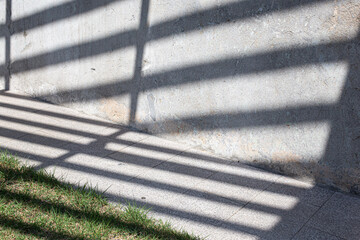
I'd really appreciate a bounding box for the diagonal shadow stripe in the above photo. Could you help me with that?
[0,186,269,237]
[0,113,232,167]
[0,0,329,38]
[0,0,124,37]
[1,0,337,77]
[23,39,353,104]
[3,146,309,197]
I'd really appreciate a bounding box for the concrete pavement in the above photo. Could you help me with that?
[0,91,359,240]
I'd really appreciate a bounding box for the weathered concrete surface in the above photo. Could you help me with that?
[2,0,360,192]
[1,91,360,239]
[0,0,7,90]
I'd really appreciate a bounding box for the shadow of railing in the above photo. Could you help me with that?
[0,91,335,239]
[0,0,359,238]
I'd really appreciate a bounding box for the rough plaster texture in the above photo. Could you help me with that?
[1,0,360,192]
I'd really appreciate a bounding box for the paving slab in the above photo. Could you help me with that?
[0,134,69,167]
[108,130,150,143]
[0,91,358,240]
[190,161,282,205]
[0,91,52,112]
[0,104,62,137]
[292,226,342,240]
[268,176,334,207]
[226,192,319,240]
[107,136,189,177]
[166,147,233,172]
[42,154,138,195]
[307,192,360,240]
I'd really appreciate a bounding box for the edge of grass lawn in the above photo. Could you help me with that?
[0,150,201,240]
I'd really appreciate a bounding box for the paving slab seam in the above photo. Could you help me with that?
[178,146,235,186]
[120,198,270,236]
[132,142,193,169]
[127,174,279,217]
[74,128,142,154]
[97,136,191,184]
[306,225,348,240]
[212,173,286,238]
[290,191,336,240]
[16,129,126,171]
[116,171,260,211]
[223,174,282,224]
[41,127,146,170]
[174,160,231,202]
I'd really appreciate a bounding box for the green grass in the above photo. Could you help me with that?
[0,151,199,240]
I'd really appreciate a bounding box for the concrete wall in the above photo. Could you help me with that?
[0,0,7,89]
[2,0,360,193]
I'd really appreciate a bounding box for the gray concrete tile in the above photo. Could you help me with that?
[137,195,256,240]
[32,122,93,144]
[100,137,188,182]
[64,130,150,159]
[166,147,232,172]
[64,137,118,158]
[107,137,184,175]
[138,135,190,154]
[292,226,342,240]
[112,163,214,207]
[0,136,23,152]
[153,215,243,240]
[113,148,224,204]
[110,183,227,235]
[307,192,360,240]
[108,129,150,143]
[57,128,145,158]
[112,181,187,206]
[192,162,281,204]
[209,227,259,240]
[42,154,135,194]
[0,105,64,136]
[0,91,51,112]
[226,200,318,240]
[179,190,244,221]
[270,176,334,207]
[166,220,224,240]
[211,175,326,239]
[0,126,27,140]
[112,136,188,164]
[0,117,36,139]
[147,160,215,187]
[18,130,70,149]
[96,130,150,153]
[230,161,283,182]
[0,136,69,168]
[138,195,232,239]
[107,152,166,176]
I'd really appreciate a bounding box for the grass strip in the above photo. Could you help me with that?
[0,150,199,240]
